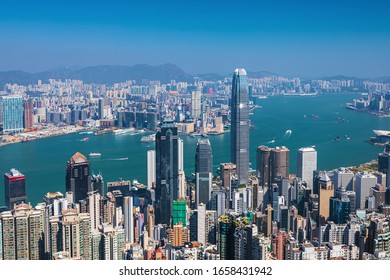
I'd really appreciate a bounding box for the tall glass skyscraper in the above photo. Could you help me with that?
[231,69,249,185]
[195,139,213,207]
[155,118,179,225]
[1,96,24,133]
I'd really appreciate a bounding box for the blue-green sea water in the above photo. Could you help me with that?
[1,94,389,206]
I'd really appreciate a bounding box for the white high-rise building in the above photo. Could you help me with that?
[197,203,206,245]
[297,147,317,188]
[178,138,184,171]
[88,191,101,232]
[124,196,134,244]
[147,150,156,189]
[356,172,377,209]
[334,168,354,192]
[191,90,202,119]
[178,170,187,198]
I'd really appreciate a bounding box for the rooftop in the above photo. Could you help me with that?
[70,152,88,164]
[234,68,247,76]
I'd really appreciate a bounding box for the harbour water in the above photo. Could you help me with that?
[1,93,389,206]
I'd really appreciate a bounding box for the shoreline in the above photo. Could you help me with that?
[0,125,89,147]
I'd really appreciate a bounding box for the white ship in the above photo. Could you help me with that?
[89,153,101,157]
[113,128,135,135]
[140,134,156,143]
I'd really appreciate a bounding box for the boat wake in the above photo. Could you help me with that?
[103,157,129,161]
[281,129,292,140]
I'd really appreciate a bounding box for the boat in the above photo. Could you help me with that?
[89,153,101,157]
[81,137,89,141]
[345,135,350,140]
[113,128,135,135]
[140,134,156,143]
[311,114,320,119]
[79,131,93,135]
[94,129,112,136]
[190,133,202,137]
[201,133,208,138]
[335,136,340,141]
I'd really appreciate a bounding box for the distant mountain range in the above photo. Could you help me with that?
[0,64,388,88]
[0,63,194,87]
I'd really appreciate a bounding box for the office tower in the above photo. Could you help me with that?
[378,144,390,188]
[220,162,236,189]
[218,216,236,260]
[178,138,184,171]
[231,68,250,185]
[61,209,92,259]
[297,147,317,188]
[178,170,186,199]
[256,146,271,188]
[172,199,186,227]
[91,173,104,196]
[155,118,179,225]
[66,152,92,203]
[98,98,105,119]
[270,146,290,182]
[234,224,257,260]
[317,172,333,225]
[265,204,274,237]
[23,98,33,129]
[107,179,130,195]
[88,191,101,231]
[210,188,226,217]
[189,210,198,242]
[279,205,289,231]
[195,139,213,207]
[191,90,202,119]
[371,184,386,208]
[329,196,350,224]
[123,196,134,244]
[334,168,354,192]
[274,176,290,206]
[205,210,217,245]
[0,95,24,133]
[356,172,377,209]
[4,168,27,210]
[147,150,156,189]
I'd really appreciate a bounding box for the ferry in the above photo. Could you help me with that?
[89,153,101,157]
[113,128,135,135]
[140,134,156,143]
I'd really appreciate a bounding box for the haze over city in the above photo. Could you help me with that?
[1,0,389,78]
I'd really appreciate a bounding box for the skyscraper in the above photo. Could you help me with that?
[356,172,377,209]
[0,95,24,133]
[155,118,179,225]
[231,68,250,185]
[191,90,202,119]
[4,168,27,210]
[256,146,271,188]
[65,152,92,203]
[178,138,184,171]
[147,150,156,189]
[297,147,317,188]
[123,196,134,244]
[195,139,213,207]
[270,146,290,182]
[23,98,34,129]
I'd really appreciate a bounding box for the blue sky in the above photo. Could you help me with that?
[0,0,389,78]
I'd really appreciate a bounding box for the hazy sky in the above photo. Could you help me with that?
[0,0,389,78]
